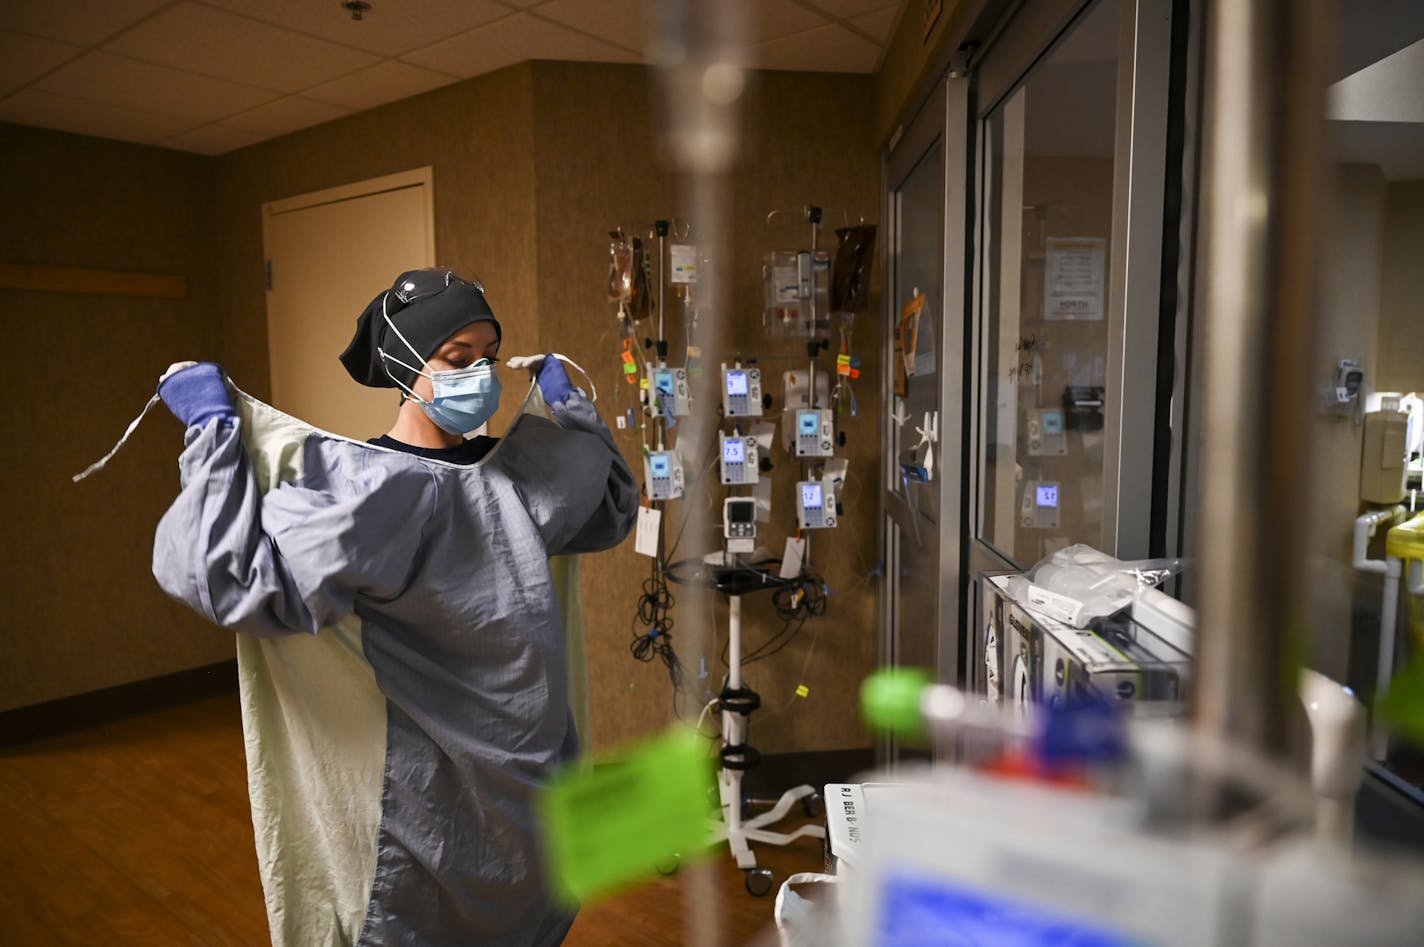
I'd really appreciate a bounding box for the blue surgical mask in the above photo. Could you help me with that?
[419,359,500,435]
[376,291,501,435]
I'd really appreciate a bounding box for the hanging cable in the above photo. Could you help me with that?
[629,561,686,711]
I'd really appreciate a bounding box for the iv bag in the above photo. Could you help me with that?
[830,224,877,313]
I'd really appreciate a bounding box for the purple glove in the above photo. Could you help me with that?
[537,355,574,405]
[159,362,235,428]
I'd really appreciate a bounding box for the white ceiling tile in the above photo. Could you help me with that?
[403,12,637,80]
[848,5,900,46]
[0,0,171,47]
[755,22,879,73]
[0,29,84,97]
[302,59,459,111]
[202,0,509,57]
[158,121,266,154]
[757,0,828,43]
[104,2,381,93]
[36,51,277,122]
[0,87,192,144]
[218,94,351,137]
[535,0,645,56]
[798,0,898,20]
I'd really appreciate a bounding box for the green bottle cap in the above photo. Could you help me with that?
[861,667,932,739]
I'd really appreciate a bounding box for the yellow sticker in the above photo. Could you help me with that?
[639,376,649,389]
[795,684,810,698]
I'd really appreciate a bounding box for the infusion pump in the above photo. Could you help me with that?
[644,450,685,501]
[650,366,691,417]
[796,480,837,530]
[794,408,835,458]
[719,433,760,485]
[722,365,763,418]
[1020,480,1060,529]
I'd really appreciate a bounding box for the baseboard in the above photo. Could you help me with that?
[0,660,239,748]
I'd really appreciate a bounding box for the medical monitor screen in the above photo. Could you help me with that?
[723,440,745,464]
[1041,410,1064,434]
[654,370,674,395]
[1036,485,1058,508]
[651,455,670,477]
[800,483,823,509]
[727,501,755,524]
[798,412,819,435]
[725,371,748,396]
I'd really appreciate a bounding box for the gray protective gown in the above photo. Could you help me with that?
[152,381,637,946]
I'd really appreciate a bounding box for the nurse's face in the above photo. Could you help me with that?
[412,321,501,401]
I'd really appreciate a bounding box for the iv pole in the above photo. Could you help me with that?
[711,585,826,896]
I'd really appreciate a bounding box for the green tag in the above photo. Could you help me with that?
[539,726,715,904]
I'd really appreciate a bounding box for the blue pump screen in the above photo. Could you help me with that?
[723,440,744,464]
[800,483,823,509]
[1036,485,1058,508]
[798,412,819,435]
[725,371,748,396]
[875,873,1133,947]
[651,455,670,477]
[1040,410,1064,434]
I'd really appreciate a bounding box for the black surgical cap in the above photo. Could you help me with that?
[339,268,501,391]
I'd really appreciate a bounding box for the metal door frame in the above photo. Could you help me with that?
[878,74,973,747]
[966,0,1176,575]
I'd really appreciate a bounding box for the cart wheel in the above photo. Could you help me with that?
[744,867,774,897]
[801,791,824,817]
[655,853,681,876]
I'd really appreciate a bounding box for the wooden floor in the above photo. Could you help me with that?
[0,695,827,946]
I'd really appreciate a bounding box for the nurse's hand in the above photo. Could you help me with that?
[506,354,574,404]
[534,355,574,404]
[159,362,235,428]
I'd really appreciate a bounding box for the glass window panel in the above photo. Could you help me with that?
[891,140,945,514]
[978,0,1120,566]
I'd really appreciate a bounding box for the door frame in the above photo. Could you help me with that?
[879,75,973,694]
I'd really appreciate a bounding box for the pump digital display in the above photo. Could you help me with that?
[651,455,670,477]
[1036,485,1058,508]
[800,483,823,509]
[1040,410,1064,435]
[798,411,819,435]
[725,371,748,396]
[723,440,745,464]
[654,370,674,395]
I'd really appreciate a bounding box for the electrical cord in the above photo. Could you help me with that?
[710,570,827,669]
[629,563,687,711]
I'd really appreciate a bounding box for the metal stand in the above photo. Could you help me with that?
[709,593,826,895]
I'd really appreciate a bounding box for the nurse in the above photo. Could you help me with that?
[153,268,637,946]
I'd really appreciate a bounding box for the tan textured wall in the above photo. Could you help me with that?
[0,123,230,711]
[529,63,881,754]
[1378,179,1424,396]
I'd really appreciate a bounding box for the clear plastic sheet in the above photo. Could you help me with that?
[1005,544,1188,627]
